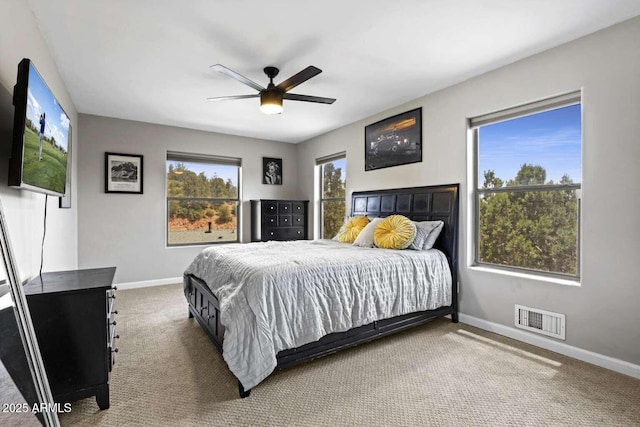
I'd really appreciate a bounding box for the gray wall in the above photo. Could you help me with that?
[0,0,78,279]
[77,114,301,283]
[297,17,640,366]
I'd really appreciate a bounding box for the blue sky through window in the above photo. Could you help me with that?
[331,158,346,183]
[167,161,238,185]
[478,104,581,185]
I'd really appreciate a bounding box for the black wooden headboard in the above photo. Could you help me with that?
[350,184,460,299]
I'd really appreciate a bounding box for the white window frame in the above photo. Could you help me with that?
[470,92,582,280]
[166,151,241,247]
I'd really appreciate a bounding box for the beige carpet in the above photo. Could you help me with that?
[57,284,640,427]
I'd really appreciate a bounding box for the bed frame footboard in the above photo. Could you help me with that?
[184,274,224,353]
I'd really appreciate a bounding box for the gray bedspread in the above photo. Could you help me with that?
[185,239,452,389]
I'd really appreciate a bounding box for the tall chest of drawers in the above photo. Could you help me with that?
[251,199,309,242]
[23,267,118,410]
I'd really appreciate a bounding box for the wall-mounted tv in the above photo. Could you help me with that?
[8,58,70,198]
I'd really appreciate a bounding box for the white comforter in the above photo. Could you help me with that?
[184,239,452,390]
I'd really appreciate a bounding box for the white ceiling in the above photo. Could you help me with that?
[26,0,640,144]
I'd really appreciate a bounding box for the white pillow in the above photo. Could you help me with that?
[409,220,444,250]
[352,218,384,247]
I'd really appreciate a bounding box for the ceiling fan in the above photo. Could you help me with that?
[207,64,336,115]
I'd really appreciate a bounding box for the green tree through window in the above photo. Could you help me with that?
[319,156,346,239]
[478,165,579,275]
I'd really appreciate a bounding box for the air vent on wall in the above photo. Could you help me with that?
[515,305,566,340]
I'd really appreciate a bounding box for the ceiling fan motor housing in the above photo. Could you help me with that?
[264,66,280,80]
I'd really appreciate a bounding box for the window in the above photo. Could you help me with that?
[471,92,582,279]
[166,152,241,246]
[317,153,347,239]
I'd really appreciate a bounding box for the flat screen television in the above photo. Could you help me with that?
[8,58,70,198]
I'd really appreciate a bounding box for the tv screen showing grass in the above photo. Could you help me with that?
[10,59,70,197]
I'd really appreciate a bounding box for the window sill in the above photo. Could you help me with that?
[468,265,581,287]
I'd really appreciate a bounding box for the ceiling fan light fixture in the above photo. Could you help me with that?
[260,89,283,115]
[209,64,335,113]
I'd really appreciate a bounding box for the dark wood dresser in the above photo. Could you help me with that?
[251,199,309,242]
[23,267,118,410]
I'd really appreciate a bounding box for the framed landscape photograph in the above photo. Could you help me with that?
[365,107,422,171]
[105,152,143,194]
[262,157,282,185]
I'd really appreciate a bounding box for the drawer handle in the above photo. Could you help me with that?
[113,310,118,315]
[115,335,120,339]
[109,295,116,300]
[113,348,119,353]
[270,232,274,236]
[110,321,117,326]
[112,286,118,291]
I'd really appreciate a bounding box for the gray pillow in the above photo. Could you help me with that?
[353,217,384,247]
[409,220,444,250]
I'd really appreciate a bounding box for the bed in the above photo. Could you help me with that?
[183,184,459,398]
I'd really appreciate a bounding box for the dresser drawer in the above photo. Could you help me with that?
[107,288,118,372]
[262,201,278,214]
[278,202,292,214]
[292,214,305,225]
[265,215,278,227]
[291,202,305,213]
[264,227,305,241]
[279,215,292,226]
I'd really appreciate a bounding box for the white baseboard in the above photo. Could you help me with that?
[458,313,640,380]
[115,277,182,290]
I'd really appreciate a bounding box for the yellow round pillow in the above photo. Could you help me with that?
[337,216,370,243]
[373,215,417,249]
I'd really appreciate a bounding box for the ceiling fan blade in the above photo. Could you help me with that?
[207,94,259,102]
[210,64,264,92]
[283,93,336,104]
[276,66,322,92]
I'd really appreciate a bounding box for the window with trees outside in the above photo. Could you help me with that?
[318,153,347,239]
[166,152,240,246]
[471,92,582,279]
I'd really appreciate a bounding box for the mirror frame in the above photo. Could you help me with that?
[0,198,59,426]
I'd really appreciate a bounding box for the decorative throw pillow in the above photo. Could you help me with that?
[336,216,370,243]
[373,215,417,250]
[409,220,444,250]
[353,217,384,247]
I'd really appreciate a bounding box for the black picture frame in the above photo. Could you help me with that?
[262,157,282,185]
[105,152,144,194]
[365,107,422,171]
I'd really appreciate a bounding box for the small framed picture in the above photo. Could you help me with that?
[262,157,282,185]
[105,152,144,194]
